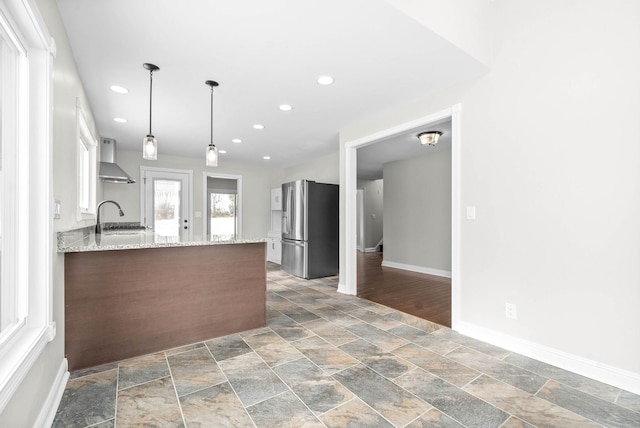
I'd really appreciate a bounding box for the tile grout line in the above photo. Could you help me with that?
[113,364,119,428]
[164,351,188,427]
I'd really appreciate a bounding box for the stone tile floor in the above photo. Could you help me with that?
[54,264,640,427]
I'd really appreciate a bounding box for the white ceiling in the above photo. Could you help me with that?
[357,117,452,180]
[56,0,484,169]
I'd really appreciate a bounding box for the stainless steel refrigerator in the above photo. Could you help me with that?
[281,179,339,279]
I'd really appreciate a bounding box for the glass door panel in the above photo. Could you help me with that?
[154,179,181,237]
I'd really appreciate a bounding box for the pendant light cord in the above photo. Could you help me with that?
[149,70,154,135]
[210,84,214,145]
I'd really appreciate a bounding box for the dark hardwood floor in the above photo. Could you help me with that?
[356,252,452,328]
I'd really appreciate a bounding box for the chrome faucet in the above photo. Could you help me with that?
[95,200,124,233]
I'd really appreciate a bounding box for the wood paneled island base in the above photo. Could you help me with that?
[64,242,266,371]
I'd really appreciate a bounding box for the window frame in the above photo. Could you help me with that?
[0,0,55,413]
[76,105,96,219]
[202,172,243,239]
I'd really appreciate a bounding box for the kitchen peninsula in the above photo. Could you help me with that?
[58,227,267,371]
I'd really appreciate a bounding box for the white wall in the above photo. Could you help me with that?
[383,148,451,272]
[341,0,640,384]
[279,151,340,185]
[357,179,384,250]
[0,0,101,425]
[103,149,277,238]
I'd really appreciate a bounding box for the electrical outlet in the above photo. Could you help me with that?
[505,302,517,319]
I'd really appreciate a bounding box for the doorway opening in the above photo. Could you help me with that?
[203,173,242,240]
[342,104,461,329]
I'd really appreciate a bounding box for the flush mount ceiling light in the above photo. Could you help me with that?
[205,80,220,167]
[142,63,159,160]
[279,104,293,111]
[263,156,271,160]
[417,131,443,146]
[113,117,127,123]
[110,85,129,94]
[317,75,334,85]
[232,138,242,144]
[253,124,265,130]
[219,150,227,154]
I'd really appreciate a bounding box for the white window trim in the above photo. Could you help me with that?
[76,103,97,220]
[0,0,55,413]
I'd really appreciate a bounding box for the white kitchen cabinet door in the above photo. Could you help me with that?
[267,238,282,264]
[271,187,282,211]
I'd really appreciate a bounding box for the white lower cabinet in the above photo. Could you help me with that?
[267,237,281,264]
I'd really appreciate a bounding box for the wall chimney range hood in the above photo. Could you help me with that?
[99,138,135,183]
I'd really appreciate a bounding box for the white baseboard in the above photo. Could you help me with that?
[35,358,69,428]
[381,260,452,278]
[363,247,379,253]
[456,320,640,395]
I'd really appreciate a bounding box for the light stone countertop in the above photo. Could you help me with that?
[57,225,266,253]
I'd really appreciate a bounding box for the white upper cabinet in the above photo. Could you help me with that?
[271,187,282,211]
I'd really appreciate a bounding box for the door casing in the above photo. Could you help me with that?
[342,103,462,330]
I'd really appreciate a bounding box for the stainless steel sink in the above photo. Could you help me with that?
[101,223,148,234]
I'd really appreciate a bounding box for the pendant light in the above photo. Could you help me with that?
[142,63,160,160]
[205,80,219,167]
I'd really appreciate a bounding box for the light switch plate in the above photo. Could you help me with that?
[53,199,61,219]
[466,206,476,220]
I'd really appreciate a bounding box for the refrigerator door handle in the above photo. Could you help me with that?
[283,185,293,236]
[287,185,293,235]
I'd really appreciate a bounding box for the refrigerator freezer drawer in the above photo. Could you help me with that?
[281,239,307,279]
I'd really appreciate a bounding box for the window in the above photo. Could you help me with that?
[210,193,237,240]
[77,107,96,218]
[0,0,28,350]
[205,175,241,240]
[0,0,54,412]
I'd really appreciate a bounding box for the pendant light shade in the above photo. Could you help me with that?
[206,144,218,167]
[205,80,219,167]
[143,135,157,160]
[417,131,442,146]
[143,63,159,160]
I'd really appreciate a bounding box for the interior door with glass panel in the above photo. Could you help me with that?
[142,169,192,239]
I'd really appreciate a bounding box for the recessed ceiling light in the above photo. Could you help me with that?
[263,156,271,160]
[110,85,129,94]
[279,104,292,111]
[317,76,334,85]
[219,150,227,154]
[113,117,127,123]
[232,138,242,143]
[253,124,265,130]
